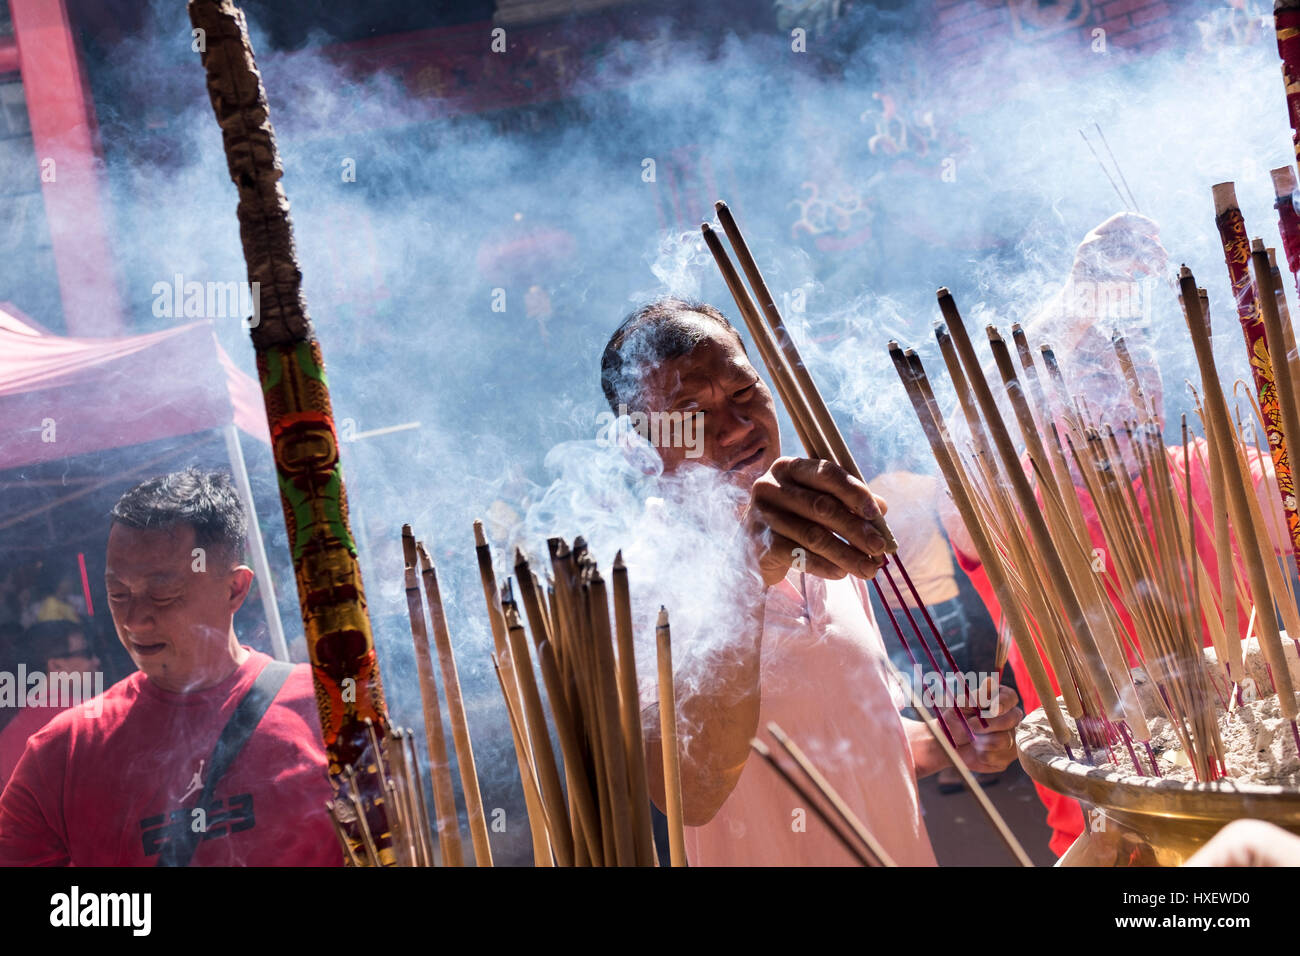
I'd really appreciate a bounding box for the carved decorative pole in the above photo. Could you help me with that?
[188,0,391,859]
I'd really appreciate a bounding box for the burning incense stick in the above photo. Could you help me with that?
[1212,184,1300,576]
[714,202,897,551]
[704,202,998,799]
[1275,1,1300,168]
[613,553,656,865]
[889,344,1073,749]
[400,527,464,866]
[938,291,1147,738]
[417,544,493,866]
[656,607,687,867]
[474,521,553,866]
[1179,266,1300,729]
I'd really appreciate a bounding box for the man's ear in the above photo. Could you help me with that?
[228,566,255,612]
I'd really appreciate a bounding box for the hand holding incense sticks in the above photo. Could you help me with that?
[704,199,1028,857]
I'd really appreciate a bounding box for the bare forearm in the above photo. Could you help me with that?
[905,717,949,779]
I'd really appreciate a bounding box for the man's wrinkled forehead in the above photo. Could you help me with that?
[106,522,197,576]
[640,334,751,405]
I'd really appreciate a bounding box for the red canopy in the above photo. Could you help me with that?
[0,305,270,470]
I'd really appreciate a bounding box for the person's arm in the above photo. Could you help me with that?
[904,683,1023,779]
[1186,819,1300,866]
[0,736,72,866]
[643,593,765,827]
[644,456,890,826]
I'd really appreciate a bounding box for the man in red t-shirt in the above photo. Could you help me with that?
[0,469,341,866]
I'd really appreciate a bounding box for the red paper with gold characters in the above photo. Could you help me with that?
[1277,2,1300,167]
[1215,206,1300,572]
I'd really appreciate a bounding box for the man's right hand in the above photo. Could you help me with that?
[742,456,889,588]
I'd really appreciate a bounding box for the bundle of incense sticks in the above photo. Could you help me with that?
[330,523,698,866]
[495,535,667,866]
[326,723,435,866]
[704,201,1033,867]
[190,0,393,863]
[890,234,1300,782]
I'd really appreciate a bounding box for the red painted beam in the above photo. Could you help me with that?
[10,0,123,335]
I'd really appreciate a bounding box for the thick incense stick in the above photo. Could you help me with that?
[1179,266,1299,722]
[713,201,897,552]
[400,528,464,866]
[656,608,687,866]
[1213,184,1300,575]
[417,543,493,866]
[189,0,391,863]
[475,521,553,865]
[1275,2,1300,170]
[1265,243,1300,431]
[612,553,656,865]
[1273,167,1300,269]
[502,600,575,866]
[890,344,1073,747]
[1254,240,1300,524]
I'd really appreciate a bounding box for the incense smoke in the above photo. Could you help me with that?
[4,0,1293,862]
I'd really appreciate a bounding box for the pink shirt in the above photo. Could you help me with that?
[684,570,937,866]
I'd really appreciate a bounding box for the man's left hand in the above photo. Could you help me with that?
[939,683,1024,775]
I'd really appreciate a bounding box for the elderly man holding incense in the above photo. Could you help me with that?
[600,298,1024,867]
[941,212,1292,859]
[0,469,340,866]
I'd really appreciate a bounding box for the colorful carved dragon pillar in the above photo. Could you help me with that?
[187,0,391,855]
[1213,183,1300,575]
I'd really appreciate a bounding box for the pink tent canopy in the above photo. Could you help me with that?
[0,304,270,470]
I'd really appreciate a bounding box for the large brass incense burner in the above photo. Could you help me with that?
[1018,640,1300,866]
[1018,703,1300,866]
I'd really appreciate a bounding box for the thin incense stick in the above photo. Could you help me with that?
[767,722,898,867]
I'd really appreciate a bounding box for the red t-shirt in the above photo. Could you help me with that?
[955,438,1274,858]
[0,706,69,792]
[0,649,342,866]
